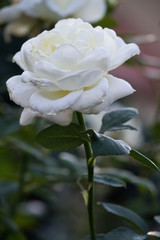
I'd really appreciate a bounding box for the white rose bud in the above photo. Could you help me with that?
[6,18,140,126]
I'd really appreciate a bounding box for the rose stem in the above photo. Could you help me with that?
[76,112,96,240]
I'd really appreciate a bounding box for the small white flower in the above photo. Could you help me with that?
[0,0,106,39]
[6,18,140,126]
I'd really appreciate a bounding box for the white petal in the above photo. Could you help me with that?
[57,70,103,91]
[34,61,71,81]
[71,77,109,111]
[20,107,73,126]
[109,41,140,70]
[6,75,37,108]
[22,71,61,91]
[82,74,135,113]
[103,28,117,57]
[22,68,103,92]
[49,44,82,70]
[74,0,106,23]
[21,39,35,71]
[77,47,109,71]
[105,74,135,103]
[104,28,117,39]
[29,89,82,115]
[44,109,73,126]
[13,52,25,70]
[55,18,84,28]
[20,108,40,126]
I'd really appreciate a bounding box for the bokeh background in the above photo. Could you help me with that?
[0,0,160,239]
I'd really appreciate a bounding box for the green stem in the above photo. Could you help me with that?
[76,112,96,240]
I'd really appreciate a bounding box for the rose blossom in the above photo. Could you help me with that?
[6,18,140,126]
[0,0,106,40]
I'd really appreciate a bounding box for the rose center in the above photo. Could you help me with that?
[31,32,64,59]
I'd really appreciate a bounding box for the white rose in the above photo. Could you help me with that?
[0,0,106,40]
[6,18,140,126]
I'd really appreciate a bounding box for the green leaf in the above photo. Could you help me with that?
[130,149,160,172]
[90,131,131,157]
[154,216,160,224]
[103,227,146,240]
[0,181,19,195]
[147,232,160,239]
[99,108,138,133]
[94,175,126,188]
[83,227,146,240]
[37,123,90,150]
[100,203,147,234]
[103,168,157,195]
